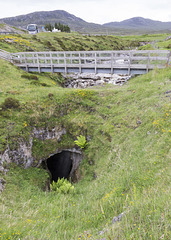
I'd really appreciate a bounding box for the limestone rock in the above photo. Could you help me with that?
[95,80,105,85]
[78,82,85,88]
[64,73,131,88]
[0,127,67,169]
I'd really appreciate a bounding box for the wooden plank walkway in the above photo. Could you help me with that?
[2,49,171,75]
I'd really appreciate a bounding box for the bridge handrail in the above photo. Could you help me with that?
[11,50,171,69]
[0,49,12,62]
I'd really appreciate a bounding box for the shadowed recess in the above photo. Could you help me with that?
[47,151,72,181]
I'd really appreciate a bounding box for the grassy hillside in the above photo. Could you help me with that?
[0,32,171,53]
[0,57,170,239]
[0,33,171,239]
[0,23,26,34]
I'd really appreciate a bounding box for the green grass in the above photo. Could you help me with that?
[0,32,171,53]
[0,56,170,239]
[0,33,171,239]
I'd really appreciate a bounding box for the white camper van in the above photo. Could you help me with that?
[27,24,38,34]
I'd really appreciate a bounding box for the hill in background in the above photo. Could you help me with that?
[0,10,171,34]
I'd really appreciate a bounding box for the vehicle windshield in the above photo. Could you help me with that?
[28,25,37,31]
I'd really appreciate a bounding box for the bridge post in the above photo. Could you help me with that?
[111,52,113,74]
[26,65,28,72]
[167,51,171,66]
[95,52,97,74]
[128,52,131,75]
[36,53,40,73]
[64,52,67,74]
[146,51,150,73]
[79,52,82,74]
[23,53,28,72]
[50,53,54,73]
[51,65,54,74]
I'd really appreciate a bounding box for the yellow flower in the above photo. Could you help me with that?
[24,122,27,127]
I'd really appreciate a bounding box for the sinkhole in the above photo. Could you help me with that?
[46,150,82,182]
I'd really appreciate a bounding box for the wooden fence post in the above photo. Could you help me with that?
[95,52,97,74]
[64,52,67,74]
[167,51,171,66]
[111,52,113,74]
[128,51,131,75]
[146,51,150,73]
[79,52,82,74]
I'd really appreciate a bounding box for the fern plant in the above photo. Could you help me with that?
[50,178,74,194]
[74,135,87,149]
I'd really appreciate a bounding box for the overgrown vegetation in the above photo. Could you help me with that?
[0,33,170,239]
[0,32,170,53]
[50,178,75,193]
[0,97,20,110]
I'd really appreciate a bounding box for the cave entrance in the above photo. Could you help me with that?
[46,150,82,182]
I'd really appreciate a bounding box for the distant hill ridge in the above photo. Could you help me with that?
[0,10,171,34]
[103,17,171,30]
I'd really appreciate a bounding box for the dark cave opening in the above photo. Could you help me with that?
[47,151,73,182]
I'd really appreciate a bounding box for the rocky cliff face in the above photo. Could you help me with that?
[0,126,67,169]
[1,126,83,178]
[0,126,83,192]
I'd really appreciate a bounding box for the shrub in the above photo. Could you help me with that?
[74,135,87,149]
[44,40,52,47]
[41,83,49,87]
[49,73,65,85]
[167,44,171,49]
[31,35,37,40]
[21,74,39,80]
[48,93,54,99]
[30,80,40,86]
[1,97,20,110]
[50,178,75,194]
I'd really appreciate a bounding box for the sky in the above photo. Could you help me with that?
[0,0,171,24]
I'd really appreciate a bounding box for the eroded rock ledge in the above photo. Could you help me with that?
[0,127,67,168]
[0,127,83,184]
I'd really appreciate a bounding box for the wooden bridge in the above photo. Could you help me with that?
[0,49,12,61]
[1,49,171,75]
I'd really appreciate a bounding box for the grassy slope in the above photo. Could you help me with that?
[0,32,171,53]
[0,33,171,239]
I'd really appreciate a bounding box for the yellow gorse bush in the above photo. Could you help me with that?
[0,35,30,47]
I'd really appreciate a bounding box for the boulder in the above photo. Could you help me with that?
[96,80,105,85]
[78,82,85,88]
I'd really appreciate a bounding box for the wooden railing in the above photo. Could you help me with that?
[5,50,171,74]
[0,49,12,61]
